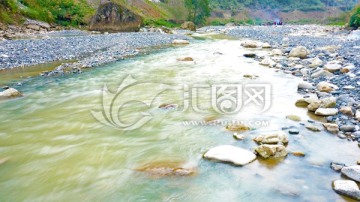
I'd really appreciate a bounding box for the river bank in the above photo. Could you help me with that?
[197,25,360,140]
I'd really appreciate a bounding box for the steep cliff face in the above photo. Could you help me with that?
[89,2,142,32]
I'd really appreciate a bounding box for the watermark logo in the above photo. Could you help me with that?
[91,75,171,130]
[92,75,272,130]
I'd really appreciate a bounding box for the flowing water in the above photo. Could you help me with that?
[0,38,359,201]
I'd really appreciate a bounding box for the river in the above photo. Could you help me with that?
[0,37,358,201]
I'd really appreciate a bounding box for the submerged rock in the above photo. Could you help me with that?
[306,125,321,132]
[333,180,360,200]
[136,161,197,177]
[255,144,288,159]
[286,115,301,122]
[243,53,257,58]
[226,123,250,132]
[172,39,190,45]
[253,132,288,145]
[203,145,256,166]
[331,162,346,172]
[177,57,194,61]
[342,166,360,182]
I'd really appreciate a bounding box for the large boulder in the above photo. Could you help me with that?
[181,21,196,31]
[289,46,310,59]
[203,145,256,166]
[333,180,360,200]
[342,166,360,182]
[89,2,142,32]
[255,144,288,159]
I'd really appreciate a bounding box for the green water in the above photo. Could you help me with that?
[0,39,358,201]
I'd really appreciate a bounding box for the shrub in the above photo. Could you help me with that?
[349,5,360,29]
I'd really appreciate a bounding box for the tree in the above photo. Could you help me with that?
[185,0,210,25]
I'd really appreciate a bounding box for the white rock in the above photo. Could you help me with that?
[271,49,283,56]
[333,180,360,200]
[172,39,190,45]
[298,81,314,90]
[289,46,310,59]
[260,58,276,67]
[309,57,323,68]
[342,166,360,182]
[356,110,360,121]
[315,108,338,116]
[0,88,22,98]
[324,62,342,73]
[343,85,355,90]
[241,40,258,48]
[311,70,333,78]
[262,42,272,48]
[203,145,256,166]
[253,131,288,144]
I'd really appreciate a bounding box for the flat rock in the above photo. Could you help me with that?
[172,39,190,45]
[203,145,256,166]
[333,180,360,200]
[311,70,333,78]
[253,131,288,144]
[315,108,338,116]
[324,62,342,73]
[342,166,360,182]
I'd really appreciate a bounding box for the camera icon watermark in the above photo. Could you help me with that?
[92,75,272,130]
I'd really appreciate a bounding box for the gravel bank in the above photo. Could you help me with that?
[199,25,360,142]
[0,31,189,69]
